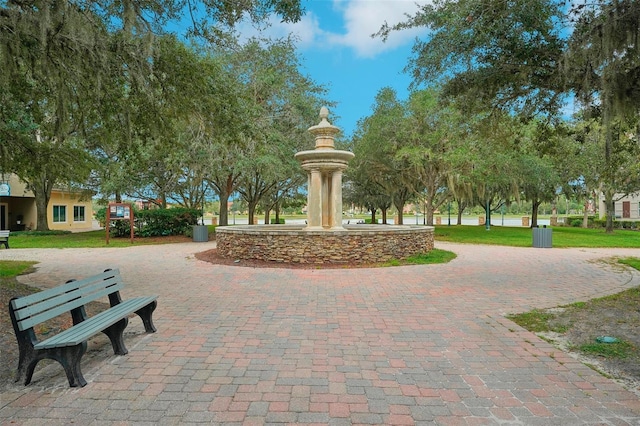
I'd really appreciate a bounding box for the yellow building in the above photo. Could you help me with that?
[0,174,94,232]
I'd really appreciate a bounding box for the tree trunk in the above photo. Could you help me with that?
[531,200,541,228]
[35,192,50,231]
[604,188,615,233]
[456,200,467,225]
[370,208,376,224]
[211,174,235,226]
[274,201,281,224]
[424,183,436,226]
[381,208,387,224]
[393,200,404,225]
[248,201,257,225]
[264,209,270,225]
[218,191,230,226]
[28,172,54,231]
[583,199,590,228]
[425,201,435,226]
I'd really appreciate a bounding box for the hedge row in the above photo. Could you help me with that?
[96,207,200,237]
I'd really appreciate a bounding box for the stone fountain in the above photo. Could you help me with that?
[295,107,354,231]
[215,108,433,265]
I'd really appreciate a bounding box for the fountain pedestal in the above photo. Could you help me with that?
[295,107,354,231]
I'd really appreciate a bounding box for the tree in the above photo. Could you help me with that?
[351,88,417,225]
[564,0,640,232]
[261,177,306,224]
[1,0,305,228]
[381,0,640,232]
[0,1,110,229]
[398,89,469,225]
[377,0,567,118]
[463,113,524,228]
[343,166,392,224]
[569,116,640,230]
[220,37,328,226]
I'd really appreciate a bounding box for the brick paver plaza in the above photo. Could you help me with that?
[1,241,640,425]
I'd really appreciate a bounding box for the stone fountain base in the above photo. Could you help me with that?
[215,225,434,264]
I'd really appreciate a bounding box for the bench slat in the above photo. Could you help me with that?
[12,269,120,309]
[13,277,122,322]
[13,282,126,332]
[34,296,157,349]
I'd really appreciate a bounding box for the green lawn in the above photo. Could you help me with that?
[0,260,37,277]
[5,228,214,249]
[435,225,640,248]
[4,224,640,249]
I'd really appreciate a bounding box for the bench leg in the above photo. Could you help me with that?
[25,342,88,387]
[11,299,36,384]
[136,300,158,333]
[15,343,34,385]
[102,317,129,355]
[0,240,8,249]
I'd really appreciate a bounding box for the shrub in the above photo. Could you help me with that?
[95,206,200,238]
[270,218,285,224]
[10,230,71,236]
[136,208,199,237]
[592,218,607,228]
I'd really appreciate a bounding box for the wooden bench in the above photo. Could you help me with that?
[9,268,158,387]
[0,230,9,248]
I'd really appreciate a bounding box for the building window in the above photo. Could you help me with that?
[53,205,66,223]
[73,206,86,222]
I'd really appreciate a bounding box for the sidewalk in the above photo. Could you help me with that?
[1,242,640,425]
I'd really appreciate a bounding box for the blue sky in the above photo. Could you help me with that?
[236,0,431,138]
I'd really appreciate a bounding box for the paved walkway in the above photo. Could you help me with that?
[1,242,640,425]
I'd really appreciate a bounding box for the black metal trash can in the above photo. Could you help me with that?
[192,225,209,242]
[532,225,552,248]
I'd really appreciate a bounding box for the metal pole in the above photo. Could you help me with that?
[485,200,491,231]
[201,180,205,225]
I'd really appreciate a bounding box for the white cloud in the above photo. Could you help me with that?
[235,0,431,58]
[328,0,432,58]
[234,13,326,47]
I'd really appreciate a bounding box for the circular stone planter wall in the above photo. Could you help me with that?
[215,225,434,264]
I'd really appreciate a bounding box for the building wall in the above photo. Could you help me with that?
[599,193,640,220]
[48,190,94,231]
[0,174,92,231]
[10,197,37,230]
[1,175,36,230]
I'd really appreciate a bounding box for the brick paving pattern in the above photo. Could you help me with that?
[1,242,640,425]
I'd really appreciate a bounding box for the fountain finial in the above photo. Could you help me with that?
[319,106,329,122]
[308,107,339,150]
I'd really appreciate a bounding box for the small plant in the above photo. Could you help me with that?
[380,249,457,267]
[578,340,633,359]
[507,309,567,333]
[564,301,586,309]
